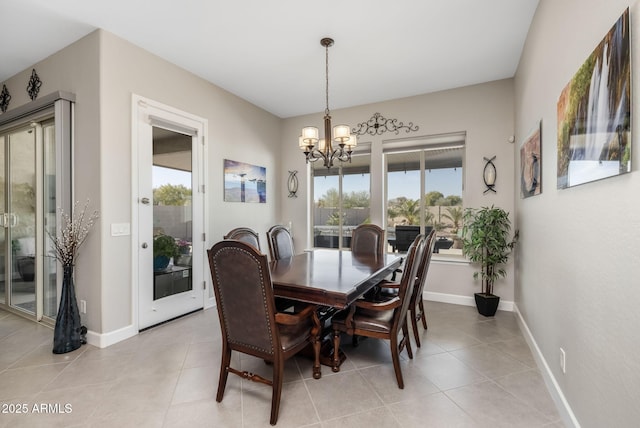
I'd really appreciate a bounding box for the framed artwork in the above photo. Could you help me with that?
[223,159,266,203]
[557,8,631,189]
[521,121,542,198]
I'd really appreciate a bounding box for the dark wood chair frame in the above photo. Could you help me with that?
[208,240,321,425]
[379,229,436,347]
[223,227,261,251]
[266,224,294,261]
[350,224,386,256]
[331,234,425,388]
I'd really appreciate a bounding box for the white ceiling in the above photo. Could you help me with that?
[1,0,539,118]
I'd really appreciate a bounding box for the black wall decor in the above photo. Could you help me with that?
[27,69,42,101]
[0,85,10,113]
[483,156,497,194]
[352,112,419,136]
[287,170,299,198]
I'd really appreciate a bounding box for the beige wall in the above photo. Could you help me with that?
[2,30,283,336]
[514,1,640,426]
[98,31,282,334]
[280,79,517,304]
[1,32,102,329]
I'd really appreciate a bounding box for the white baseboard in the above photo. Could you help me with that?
[424,291,514,312]
[85,324,137,349]
[513,304,580,428]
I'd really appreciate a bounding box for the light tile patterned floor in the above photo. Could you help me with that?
[0,301,565,427]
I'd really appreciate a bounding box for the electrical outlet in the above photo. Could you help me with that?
[80,300,87,314]
[560,348,566,374]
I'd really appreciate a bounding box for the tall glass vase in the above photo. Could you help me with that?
[53,265,82,354]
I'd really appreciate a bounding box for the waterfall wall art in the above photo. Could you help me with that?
[557,8,631,189]
[224,159,267,203]
[521,120,542,198]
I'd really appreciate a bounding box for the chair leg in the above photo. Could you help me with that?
[312,332,322,379]
[389,335,405,389]
[352,334,360,347]
[419,300,428,329]
[402,318,413,359]
[216,346,231,402]
[270,358,284,425]
[410,307,421,348]
[332,329,342,372]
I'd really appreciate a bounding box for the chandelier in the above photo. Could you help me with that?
[299,38,357,169]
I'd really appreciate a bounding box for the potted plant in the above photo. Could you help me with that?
[462,205,518,316]
[153,234,179,271]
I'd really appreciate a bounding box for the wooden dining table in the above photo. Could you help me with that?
[269,249,403,371]
[269,249,403,309]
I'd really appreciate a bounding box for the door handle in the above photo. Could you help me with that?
[141,242,148,249]
[141,197,150,205]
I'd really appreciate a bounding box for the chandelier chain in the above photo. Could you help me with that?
[325,43,330,116]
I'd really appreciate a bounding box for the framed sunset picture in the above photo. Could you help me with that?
[223,159,266,203]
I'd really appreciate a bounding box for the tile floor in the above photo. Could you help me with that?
[0,301,564,427]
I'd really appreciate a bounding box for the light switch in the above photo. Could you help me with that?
[111,223,131,236]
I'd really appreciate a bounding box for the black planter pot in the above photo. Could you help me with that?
[53,265,82,354]
[474,293,500,317]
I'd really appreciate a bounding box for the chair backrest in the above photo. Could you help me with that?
[350,224,385,256]
[224,227,261,251]
[411,229,436,305]
[266,225,294,260]
[392,234,426,329]
[207,240,279,358]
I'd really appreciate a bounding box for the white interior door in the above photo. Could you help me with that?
[136,99,206,330]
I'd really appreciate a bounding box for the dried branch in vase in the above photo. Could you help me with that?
[48,200,99,266]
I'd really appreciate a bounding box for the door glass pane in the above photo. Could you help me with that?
[10,127,37,314]
[43,122,58,318]
[341,154,370,248]
[386,151,421,253]
[312,164,339,248]
[152,128,193,300]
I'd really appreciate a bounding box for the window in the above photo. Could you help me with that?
[385,133,465,255]
[312,148,371,249]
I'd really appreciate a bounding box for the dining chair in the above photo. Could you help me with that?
[376,229,436,347]
[267,225,294,260]
[350,224,385,256]
[223,227,261,251]
[207,240,321,425]
[331,234,425,388]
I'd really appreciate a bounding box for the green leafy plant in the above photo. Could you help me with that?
[462,206,518,296]
[153,234,179,259]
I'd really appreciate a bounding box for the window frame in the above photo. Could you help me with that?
[383,132,466,258]
[311,144,372,250]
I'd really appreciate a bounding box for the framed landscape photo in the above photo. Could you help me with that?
[557,8,631,189]
[223,159,266,203]
[521,121,542,198]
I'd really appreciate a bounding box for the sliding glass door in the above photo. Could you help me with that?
[0,118,61,321]
[1,124,38,316]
